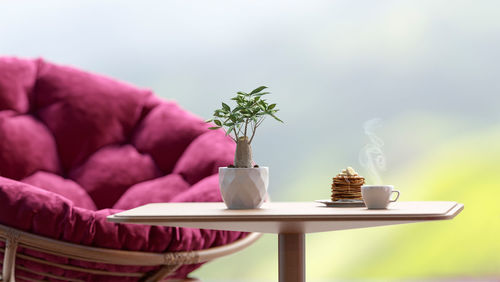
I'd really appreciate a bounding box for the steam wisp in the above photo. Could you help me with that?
[359,118,386,184]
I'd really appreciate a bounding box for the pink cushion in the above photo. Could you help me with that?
[0,57,37,113]
[113,174,190,210]
[21,171,96,210]
[173,130,235,185]
[132,102,209,174]
[69,145,162,209]
[33,60,156,171]
[0,177,244,280]
[0,111,61,180]
[0,57,243,280]
[171,174,222,203]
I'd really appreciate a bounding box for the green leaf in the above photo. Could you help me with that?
[208,86,281,138]
[205,118,213,123]
[250,86,268,94]
[270,113,283,123]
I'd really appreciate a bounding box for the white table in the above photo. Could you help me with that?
[108,201,463,282]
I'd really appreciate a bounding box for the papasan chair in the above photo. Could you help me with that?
[0,57,259,281]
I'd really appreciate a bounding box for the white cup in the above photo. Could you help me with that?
[361,185,400,209]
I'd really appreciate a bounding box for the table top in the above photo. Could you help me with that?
[108,201,463,234]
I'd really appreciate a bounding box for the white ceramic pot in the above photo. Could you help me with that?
[219,167,269,209]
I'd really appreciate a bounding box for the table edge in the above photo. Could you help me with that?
[107,203,464,224]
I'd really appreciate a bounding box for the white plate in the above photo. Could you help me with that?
[315,199,365,207]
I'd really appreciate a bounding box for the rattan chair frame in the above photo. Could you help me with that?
[0,223,260,282]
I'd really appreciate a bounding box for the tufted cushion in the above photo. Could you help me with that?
[113,174,190,210]
[0,57,37,113]
[171,174,223,203]
[34,60,158,171]
[69,145,162,209]
[0,57,242,280]
[0,111,61,180]
[132,102,210,174]
[21,171,96,210]
[173,130,235,185]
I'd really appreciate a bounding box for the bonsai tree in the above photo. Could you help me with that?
[207,86,283,168]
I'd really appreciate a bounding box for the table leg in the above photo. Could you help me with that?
[279,233,305,282]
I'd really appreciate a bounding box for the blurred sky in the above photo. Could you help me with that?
[1,0,499,280]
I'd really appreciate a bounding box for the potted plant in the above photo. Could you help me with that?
[207,86,283,209]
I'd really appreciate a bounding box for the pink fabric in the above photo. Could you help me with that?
[0,57,37,113]
[173,130,235,185]
[171,174,224,203]
[113,174,190,210]
[0,111,61,180]
[69,145,162,209]
[34,60,157,171]
[21,171,96,210]
[132,102,210,174]
[0,57,241,280]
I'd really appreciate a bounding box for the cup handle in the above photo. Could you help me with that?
[390,190,400,202]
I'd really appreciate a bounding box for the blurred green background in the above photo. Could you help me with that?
[1,0,498,280]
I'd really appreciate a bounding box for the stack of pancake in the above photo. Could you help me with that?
[331,167,365,201]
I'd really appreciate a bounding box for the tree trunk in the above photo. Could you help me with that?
[234,136,253,168]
